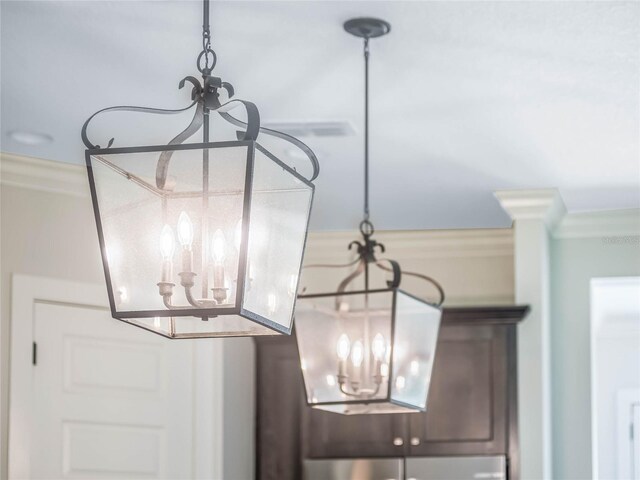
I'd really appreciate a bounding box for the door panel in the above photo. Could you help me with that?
[408,325,507,456]
[32,302,193,479]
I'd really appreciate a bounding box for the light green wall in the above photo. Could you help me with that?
[551,235,640,479]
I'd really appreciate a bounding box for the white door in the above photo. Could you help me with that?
[31,301,194,479]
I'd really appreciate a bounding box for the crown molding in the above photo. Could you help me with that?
[0,152,88,197]
[4,154,633,243]
[494,188,567,230]
[553,208,640,239]
[305,228,514,262]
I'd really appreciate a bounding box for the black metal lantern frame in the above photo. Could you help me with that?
[294,18,445,414]
[296,222,445,413]
[83,0,318,338]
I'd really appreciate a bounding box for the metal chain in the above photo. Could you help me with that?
[197,0,217,74]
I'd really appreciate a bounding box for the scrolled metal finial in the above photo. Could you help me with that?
[179,76,203,100]
[348,221,385,264]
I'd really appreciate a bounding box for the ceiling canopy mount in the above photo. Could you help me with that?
[343,17,391,39]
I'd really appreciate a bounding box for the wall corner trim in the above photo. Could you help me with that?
[494,188,567,230]
[0,152,88,197]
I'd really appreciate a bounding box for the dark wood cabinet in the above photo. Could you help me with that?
[406,324,507,456]
[255,338,305,480]
[255,306,527,480]
[303,401,407,458]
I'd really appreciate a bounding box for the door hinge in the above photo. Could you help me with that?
[32,341,37,366]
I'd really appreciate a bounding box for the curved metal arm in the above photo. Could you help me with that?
[334,258,366,310]
[217,98,261,141]
[219,108,320,182]
[302,258,361,270]
[376,261,445,307]
[162,295,196,310]
[338,377,382,398]
[376,259,401,288]
[81,76,201,150]
[156,101,205,189]
[297,258,361,295]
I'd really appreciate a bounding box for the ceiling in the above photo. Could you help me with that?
[1,1,639,231]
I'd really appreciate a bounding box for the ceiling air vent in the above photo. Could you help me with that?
[261,121,355,138]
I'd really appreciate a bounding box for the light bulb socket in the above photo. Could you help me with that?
[211,287,228,304]
[179,271,197,288]
[157,281,175,296]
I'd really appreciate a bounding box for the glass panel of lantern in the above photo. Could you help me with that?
[87,141,313,338]
[295,289,441,414]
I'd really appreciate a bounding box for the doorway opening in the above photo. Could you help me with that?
[591,277,640,480]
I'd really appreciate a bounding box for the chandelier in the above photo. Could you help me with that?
[83,0,318,338]
[294,18,444,414]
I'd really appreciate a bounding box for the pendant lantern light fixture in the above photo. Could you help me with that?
[294,18,445,415]
[83,0,318,338]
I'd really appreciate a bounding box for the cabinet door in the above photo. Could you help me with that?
[256,338,305,480]
[407,324,508,456]
[303,407,408,458]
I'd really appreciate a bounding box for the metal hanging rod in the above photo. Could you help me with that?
[296,17,445,307]
[344,17,391,230]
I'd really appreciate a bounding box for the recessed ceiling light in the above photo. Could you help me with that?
[8,130,53,145]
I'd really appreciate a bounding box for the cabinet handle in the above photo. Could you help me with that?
[410,437,420,446]
[393,437,404,446]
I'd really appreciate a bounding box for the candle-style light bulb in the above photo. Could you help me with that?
[211,229,227,294]
[159,225,175,284]
[212,229,227,263]
[177,211,194,248]
[160,225,175,260]
[336,334,351,361]
[351,340,364,368]
[372,332,386,360]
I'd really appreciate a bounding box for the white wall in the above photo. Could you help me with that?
[551,222,640,479]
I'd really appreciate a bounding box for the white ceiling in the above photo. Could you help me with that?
[2,1,639,230]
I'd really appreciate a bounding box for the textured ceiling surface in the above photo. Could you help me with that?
[1,1,639,230]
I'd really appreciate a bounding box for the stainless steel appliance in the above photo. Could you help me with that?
[304,458,404,480]
[304,456,506,480]
[405,456,506,480]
